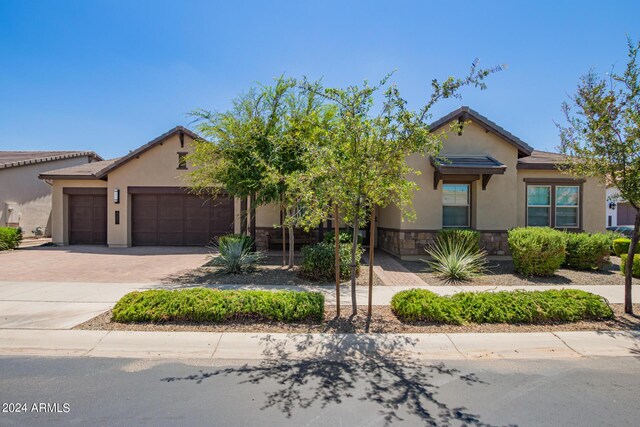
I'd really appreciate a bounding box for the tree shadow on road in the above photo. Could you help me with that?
[161,334,514,426]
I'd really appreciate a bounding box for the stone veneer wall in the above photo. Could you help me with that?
[377,227,510,257]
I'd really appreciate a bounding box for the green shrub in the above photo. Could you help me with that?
[563,232,610,270]
[0,227,22,251]
[391,289,613,324]
[508,227,566,276]
[605,231,623,255]
[390,289,463,324]
[112,288,324,323]
[612,238,640,257]
[436,228,481,252]
[620,254,640,278]
[324,231,363,246]
[211,234,264,274]
[299,242,361,281]
[425,236,487,281]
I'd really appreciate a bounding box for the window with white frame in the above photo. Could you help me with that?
[442,183,470,227]
[527,185,551,226]
[555,186,579,227]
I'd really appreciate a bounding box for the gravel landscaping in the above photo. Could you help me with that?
[399,256,638,286]
[76,304,640,334]
[162,253,381,287]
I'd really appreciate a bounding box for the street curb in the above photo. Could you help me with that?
[0,329,638,361]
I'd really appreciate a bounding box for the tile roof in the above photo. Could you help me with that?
[517,150,568,169]
[38,158,121,180]
[0,151,102,169]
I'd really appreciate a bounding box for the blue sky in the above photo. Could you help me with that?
[1,0,639,159]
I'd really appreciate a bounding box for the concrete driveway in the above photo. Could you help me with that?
[0,245,210,282]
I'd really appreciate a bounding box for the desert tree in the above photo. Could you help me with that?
[558,37,640,314]
[188,77,324,267]
[299,60,503,315]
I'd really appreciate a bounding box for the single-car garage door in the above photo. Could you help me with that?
[617,202,636,226]
[131,189,234,246]
[68,191,108,245]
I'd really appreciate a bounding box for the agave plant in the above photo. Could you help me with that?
[425,236,487,281]
[210,234,265,274]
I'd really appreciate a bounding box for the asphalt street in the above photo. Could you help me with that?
[1,355,639,426]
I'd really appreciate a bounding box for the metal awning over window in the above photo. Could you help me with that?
[431,155,507,190]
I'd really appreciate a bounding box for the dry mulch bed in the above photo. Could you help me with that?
[400,256,638,287]
[75,304,640,334]
[162,254,380,287]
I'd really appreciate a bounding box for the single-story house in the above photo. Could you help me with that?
[1,150,102,237]
[39,107,605,257]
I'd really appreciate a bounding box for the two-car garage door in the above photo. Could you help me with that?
[131,190,234,246]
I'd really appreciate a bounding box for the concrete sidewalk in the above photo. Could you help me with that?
[0,328,638,360]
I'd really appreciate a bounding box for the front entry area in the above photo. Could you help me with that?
[130,188,234,246]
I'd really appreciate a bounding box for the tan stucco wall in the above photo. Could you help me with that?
[50,179,108,245]
[516,169,605,232]
[0,156,94,237]
[398,121,519,230]
[50,133,239,247]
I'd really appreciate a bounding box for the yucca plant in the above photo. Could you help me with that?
[425,236,487,281]
[210,234,264,274]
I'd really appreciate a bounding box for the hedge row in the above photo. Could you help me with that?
[0,227,22,251]
[620,254,640,278]
[112,288,324,323]
[508,228,612,276]
[391,288,614,325]
[613,238,640,257]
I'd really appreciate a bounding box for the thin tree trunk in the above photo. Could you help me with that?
[350,201,360,315]
[368,205,375,317]
[334,205,341,317]
[288,207,295,268]
[250,192,257,251]
[624,209,640,314]
[281,204,286,267]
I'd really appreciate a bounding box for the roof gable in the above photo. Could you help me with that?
[94,126,200,179]
[429,107,533,156]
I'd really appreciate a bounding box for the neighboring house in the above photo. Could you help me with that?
[40,107,606,257]
[0,151,102,237]
[606,187,636,227]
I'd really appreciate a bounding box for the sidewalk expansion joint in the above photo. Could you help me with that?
[209,333,223,359]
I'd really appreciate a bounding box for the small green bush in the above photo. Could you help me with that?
[612,238,640,257]
[605,231,623,255]
[436,228,481,252]
[425,236,487,281]
[390,289,463,324]
[324,231,363,246]
[563,232,610,270]
[391,289,613,324]
[0,227,22,251]
[211,234,264,274]
[508,227,566,276]
[300,242,361,281]
[112,288,324,323]
[620,254,640,278]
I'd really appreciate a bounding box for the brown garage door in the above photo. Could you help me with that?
[131,190,233,246]
[617,202,636,226]
[68,193,107,245]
